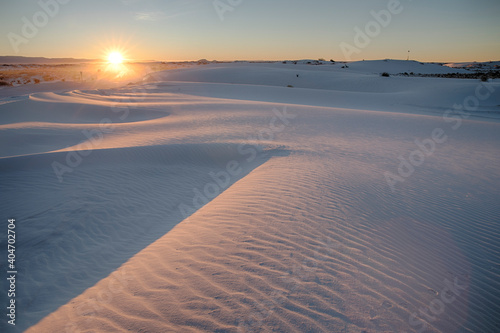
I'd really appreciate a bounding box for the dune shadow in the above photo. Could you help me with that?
[0,127,101,158]
[0,91,169,126]
[0,143,289,332]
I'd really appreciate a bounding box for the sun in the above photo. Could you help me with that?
[107,51,124,64]
[99,42,132,78]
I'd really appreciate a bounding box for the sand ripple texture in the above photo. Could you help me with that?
[0,64,499,332]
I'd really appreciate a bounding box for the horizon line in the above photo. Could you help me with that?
[1,56,499,64]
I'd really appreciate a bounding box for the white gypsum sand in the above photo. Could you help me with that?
[0,60,499,332]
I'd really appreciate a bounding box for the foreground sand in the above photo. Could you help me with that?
[1,61,499,332]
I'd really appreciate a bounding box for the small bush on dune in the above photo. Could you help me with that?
[0,80,12,86]
[381,72,390,77]
[480,75,488,82]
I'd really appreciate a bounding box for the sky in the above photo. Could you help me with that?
[0,0,499,62]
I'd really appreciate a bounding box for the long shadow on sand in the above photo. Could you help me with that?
[0,143,289,332]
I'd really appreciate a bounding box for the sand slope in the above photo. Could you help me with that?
[1,61,499,332]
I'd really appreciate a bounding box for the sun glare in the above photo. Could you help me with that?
[100,41,132,78]
[107,52,124,64]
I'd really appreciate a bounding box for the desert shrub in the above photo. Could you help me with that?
[330,59,335,63]
[381,72,390,77]
[34,78,40,84]
[287,85,294,88]
[318,58,326,62]
[480,75,488,82]
[0,80,11,86]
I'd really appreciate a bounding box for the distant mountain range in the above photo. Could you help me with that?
[0,56,98,64]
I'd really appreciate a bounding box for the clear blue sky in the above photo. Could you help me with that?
[1,0,499,62]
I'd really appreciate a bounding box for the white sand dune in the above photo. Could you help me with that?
[147,62,500,118]
[1,60,499,332]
